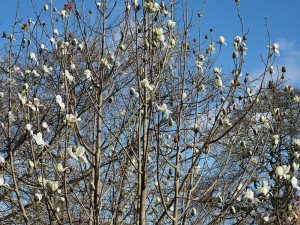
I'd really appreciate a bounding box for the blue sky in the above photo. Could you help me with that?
[0,0,299,86]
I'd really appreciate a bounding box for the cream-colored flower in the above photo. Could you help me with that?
[56,163,67,173]
[64,114,81,124]
[257,181,270,196]
[294,139,300,148]
[53,28,59,36]
[275,165,290,180]
[291,176,300,190]
[157,104,172,119]
[67,146,88,164]
[207,43,215,54]
[244,189,254,201]
[28,160,35,169]
[40,65,51,74]
[272,135,279,146]
[268,43,280,56]
[33,132,46,146]
[18,93,27,105]
[34,193,43,202]
[0,156,5,164]
[84,69,92,79]
[294,95,300,103]
[218,36,227,45]
[56,95,65,111]
[29,52,38,64]
[167,20,176,29]
[47,180,59,192]
[64,70,74,83]
[141,79,154,91]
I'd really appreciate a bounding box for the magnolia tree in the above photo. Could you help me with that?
[0,0,300,224]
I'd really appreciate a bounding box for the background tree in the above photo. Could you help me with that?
[0,0,299,224]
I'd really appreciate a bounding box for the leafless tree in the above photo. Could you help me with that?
[0,0,299,224]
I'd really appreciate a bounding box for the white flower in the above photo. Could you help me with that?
[28,160,35,169]
[64,70,74,83]
[198,84,206,91]
[26,102,37,112]
[8,111,16,122]
[244,189,254,201]
[25,123,33,135]
[56,95,65,111]
[292,162,299,171]
[223,117,232,126]
[294,95,300,103]
[40,44,46,50]
[257,181,270,196]
[156,196,162,203]
[64,114,81,124]
[42,122,50,132]
[34,193,43,202]
[0,156,5,164]
[293,139,300,148]
[96,2,102,8]
[234,36,242,43]
[157,104,172,119]
[207,43,215,54]
[32,70,40,77]
[56,163,67,173]
[18,93,27,105]
[132,0,139,8]
[141,79,154,91]
[167,20,176,29]
[38,176,48,187]
[70,64,76,70]
[101,58,112,69]
[33,132,46,146]
[50,37,56,45]
[126,2,131,11]
[215,75,223,88]
[144,2,160,14]
[213,67,221,74]
[263,215,269,223]
[29,52,38,64]
[195,60,204,71]
[47,180,59,192]
[268,43,280,56]
[67,146,88,164]
[84,69,92,79]
[78,43,84,51]
[259,115,266,123]
[272,135,279,146]
[53,28,59,36]
[275,165,290,180]
[218,36,226,45]
[0,174,9,187]
[291,177,300,190]
[34,98,42,108]
[130,87,139,98]
[246,87,252,96]
[154,28,165,42]
[40,65,51,74]
[60,9,67,17]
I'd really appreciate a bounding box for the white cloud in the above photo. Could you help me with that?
[277,39,300,88]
